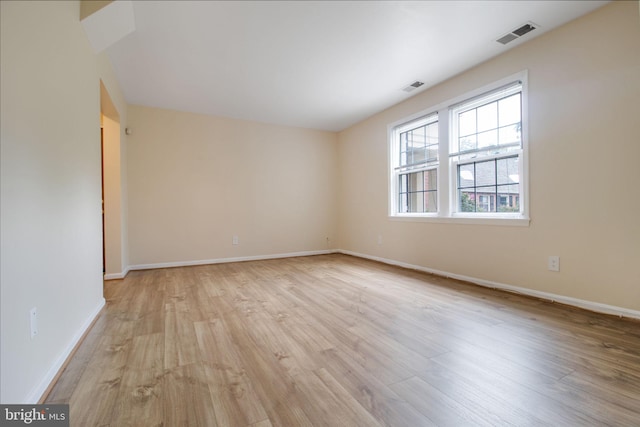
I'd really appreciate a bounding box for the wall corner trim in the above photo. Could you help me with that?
[337,249,640,320]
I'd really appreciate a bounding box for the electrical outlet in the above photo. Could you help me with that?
[377,235,383,245]
[30,307,38,339]
[232,235,239,245]
[548,256,560,272]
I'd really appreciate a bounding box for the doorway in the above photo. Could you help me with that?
[100,81,124,279]
[101,126,105,273]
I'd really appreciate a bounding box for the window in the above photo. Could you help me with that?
[389,71,528,225]
[399,169,437,213]
[451,82,523,215]
[457,156,520,213]
[392,114,439,214]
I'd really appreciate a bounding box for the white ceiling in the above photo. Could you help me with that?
[104,1,608,131]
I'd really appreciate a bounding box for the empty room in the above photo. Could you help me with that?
[1,0,639,425]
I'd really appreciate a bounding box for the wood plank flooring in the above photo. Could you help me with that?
[45,254,640,426]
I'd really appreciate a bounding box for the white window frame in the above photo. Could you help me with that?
[388,71,530,226]
[390,113,440,216]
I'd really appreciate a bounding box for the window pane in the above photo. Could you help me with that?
[475,160,495,187]
[409,191,423,213]
[459,191,476,212]
[498,93,521,127]
[497,184,520,211]
[453,90,521,158]
[459,135,476,152]
[426,122,438,145]
[399,193,408,213]
[459,109,476,137]
[477,129,498,149]
[400,132,410,166]
[424,169,437,191]
[498,124,521,146]
[424,191,437,212]
[458,164,475,189]
[411,127,426,148]
[406,148,414,165]
[400,132,408,153]
[477,102,497,133]
[399,175,407,192]
[412,147,426,164]
[400,151,407,166]
[411,171,424,191]
[399,120,440,167]
[425,121,439,162]
[427,146,439,162]
[457,156,520,213]
[497,184,520,195]
[399,170,438,213]
[477,193,495,212]
[496,156,519,185]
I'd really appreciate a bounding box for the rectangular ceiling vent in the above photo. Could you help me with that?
[403,81,424,93]
[497,22,538,45]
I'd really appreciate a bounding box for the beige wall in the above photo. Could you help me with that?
[1,1,129,403]
[337,1,640,312]
[126,105,338,266]
[1,0,637,405]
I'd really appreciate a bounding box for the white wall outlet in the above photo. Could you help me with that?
[377,235,383,245]
[232,235,239,245]
[29,307,38,339]
[548,256,560,272]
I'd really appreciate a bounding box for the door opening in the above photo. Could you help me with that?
[101,125,105,273]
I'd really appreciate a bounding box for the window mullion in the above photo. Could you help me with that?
[438,107,449,217]
[494,158,498,213]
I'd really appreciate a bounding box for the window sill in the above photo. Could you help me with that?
[389,214,530,227]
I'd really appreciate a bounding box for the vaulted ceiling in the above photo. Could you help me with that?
[92,1,608,131]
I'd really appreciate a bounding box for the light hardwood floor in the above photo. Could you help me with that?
[45,254,640,426]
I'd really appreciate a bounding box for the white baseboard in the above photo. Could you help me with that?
[110,248,640,320]
[104,266,130,280]
[24,298,105,403]
[338,249,640,320]
[128,249,335,272]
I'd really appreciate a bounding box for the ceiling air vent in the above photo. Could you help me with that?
[403,81,424,93]
[497,22,538,45]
